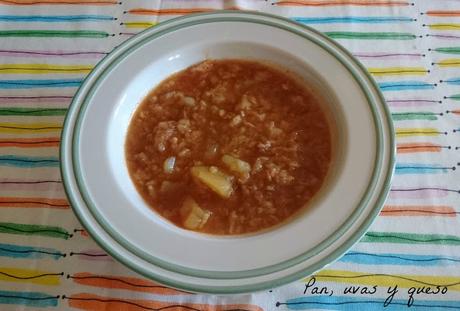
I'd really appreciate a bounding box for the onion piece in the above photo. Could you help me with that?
[163,156,176,173]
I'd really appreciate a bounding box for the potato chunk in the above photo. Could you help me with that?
[222,154,251,181]
[191,166,233,198]
[180,197,211,230]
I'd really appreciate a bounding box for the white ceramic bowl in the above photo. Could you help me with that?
[60,11,395,294]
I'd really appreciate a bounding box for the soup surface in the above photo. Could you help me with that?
[125,59,332,235]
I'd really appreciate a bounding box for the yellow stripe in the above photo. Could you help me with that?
[0,64,92,74]
[428,23,460,30]
[309,269,460,291]
[368,67,428,76]
[437,58,460,67]
[396,128,440,137]
[0,267,60,285]
[0,122,62,134]
[124,22,157,29]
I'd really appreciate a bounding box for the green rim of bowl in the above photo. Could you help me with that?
[61,11,395,293]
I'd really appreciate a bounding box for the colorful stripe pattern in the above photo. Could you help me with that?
[1,0,459,310]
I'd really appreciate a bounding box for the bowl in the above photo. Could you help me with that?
[60,11,395,294]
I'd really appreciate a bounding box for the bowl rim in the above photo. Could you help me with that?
[60,10,395,293]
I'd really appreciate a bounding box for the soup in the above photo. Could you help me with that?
[125,59,333,235]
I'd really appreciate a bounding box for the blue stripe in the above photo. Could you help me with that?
[0,79,82,89]
[378,81,435,91]
[340,252,460,266]
[0,155,59,167]
[285,296,460,310]
[0,291,58,307]
[395,163,451,174]
[0,15,114,22]
[293,16,413,24]
[444,77,460,85]
[0,243,63,260]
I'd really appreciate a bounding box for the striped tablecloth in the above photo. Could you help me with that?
[1,0,459,310]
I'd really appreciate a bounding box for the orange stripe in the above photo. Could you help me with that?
[80,230,89,237]
[128,8,214,15]
[0,197,69,209]
[128,7,241,15]
[71,273,190,295]
[381,205,457,217]
[426,11,460,17]
[397,142,442,153]
[275,0,409,6]
[68,293,263,311]
[451,110,460,115]
[0,0,116,4]
[0,137,59,148]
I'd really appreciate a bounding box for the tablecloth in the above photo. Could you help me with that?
[0,0,459,310]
